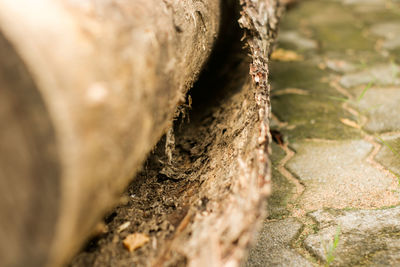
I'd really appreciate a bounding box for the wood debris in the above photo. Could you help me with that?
[122,233,150,252]
[117,221,131,233]
[340,118,360,129]
[271,48,304,62]
[92,222,108,236]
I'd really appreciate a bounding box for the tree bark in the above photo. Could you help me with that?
[0,1,219,266]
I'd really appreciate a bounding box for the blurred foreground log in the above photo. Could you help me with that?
[0,1,219,266]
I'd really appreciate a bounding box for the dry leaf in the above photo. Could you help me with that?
[272,87,309,96]
[122,233,150,252]
[271,48,304,62]
[340,118,360,129]
[318,62,326,70]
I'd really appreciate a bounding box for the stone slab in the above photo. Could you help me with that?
[305,207,400,266]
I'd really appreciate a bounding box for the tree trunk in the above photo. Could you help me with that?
[0,1,219,266]
[0,0,282,266]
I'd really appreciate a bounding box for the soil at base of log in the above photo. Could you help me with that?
[70,1,282,266]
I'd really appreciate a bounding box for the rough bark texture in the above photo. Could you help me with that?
[71,1,281,266]
[0,1,219,266]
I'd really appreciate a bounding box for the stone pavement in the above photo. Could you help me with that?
[245,0,400,266]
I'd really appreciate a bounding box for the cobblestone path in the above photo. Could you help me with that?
[246,0,400,266]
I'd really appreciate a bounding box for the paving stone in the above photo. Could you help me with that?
[340,64,400,88]
[304,207,400,266]
[270,62,328,92]
[278,31,318,50]
[287,140,400,211]
[272,94,360,141]
[375,134,400,175]
[249,0,400,265]
[370,22,400,50]
[325,59,357,73]
[279,0,368,54]
[244,218,311,267]
[270,61,360,141]
[370,22,400,39]
[380,37,400,50]
[301,2,376,52]
[337,0,385,4]
[354,87,400,133]
[335,0,389,14]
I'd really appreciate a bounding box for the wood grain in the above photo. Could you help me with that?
[0,0,220,266]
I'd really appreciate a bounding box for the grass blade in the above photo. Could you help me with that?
[377,136,400,158]
[328,96,349,102]
[357,80,374,103]
[325,225,341,267]
[377,136,400,184]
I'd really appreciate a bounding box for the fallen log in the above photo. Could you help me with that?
[0,1,219,266]
[0,0,281,266]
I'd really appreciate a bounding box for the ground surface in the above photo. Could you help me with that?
[245,0,400,266]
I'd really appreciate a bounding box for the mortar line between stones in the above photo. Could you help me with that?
[330,78,353,99]
[332,77,400,184]
[271,112,305,203]
[379,131,400,138]
[279,143,307,217]
[271,113,288,128]
[364,135,400,181]
[279,143,305,197]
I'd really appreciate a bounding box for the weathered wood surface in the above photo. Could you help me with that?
[0,1,220,266]
[0,0,284,266]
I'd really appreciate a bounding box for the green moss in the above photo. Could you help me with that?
[315,24,374,52]
[270,62,331,94]
[279,0,383,55]
[357,8,400,26]
[281,1,355,32]
[272,93,361,141]
[267,142,294,219]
